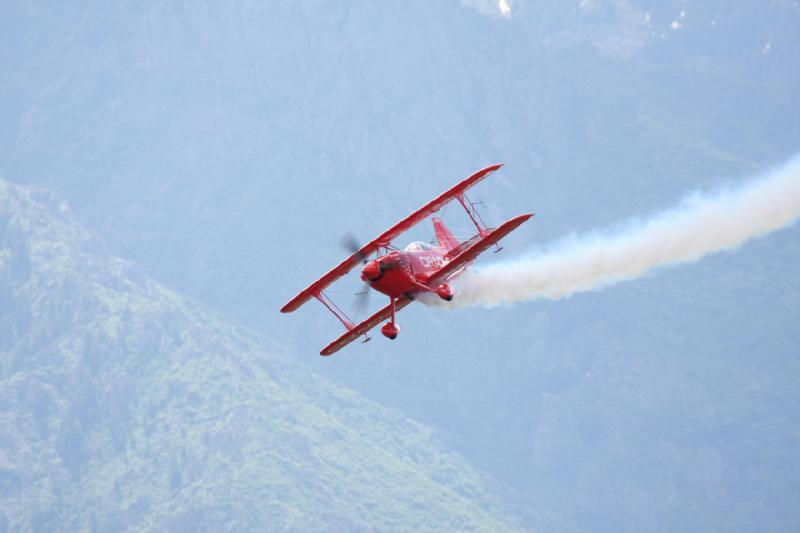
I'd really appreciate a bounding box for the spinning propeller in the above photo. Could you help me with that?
[340,233,369,264]
[340,233,371,312]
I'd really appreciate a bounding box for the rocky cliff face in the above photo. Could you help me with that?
[0,178,519,531]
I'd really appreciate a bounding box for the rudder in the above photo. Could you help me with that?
[433,217,460,252]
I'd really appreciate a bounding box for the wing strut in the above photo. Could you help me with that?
[456,192,490,238]
[314,292,355,331]
[455,191,506,253]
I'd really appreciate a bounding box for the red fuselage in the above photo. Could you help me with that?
[361,247,453,299]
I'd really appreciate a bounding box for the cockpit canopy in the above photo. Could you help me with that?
[404,241,437,252]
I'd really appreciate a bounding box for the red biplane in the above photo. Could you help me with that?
[281,164,533,355]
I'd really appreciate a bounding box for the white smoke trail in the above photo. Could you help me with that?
[450,155,800,307]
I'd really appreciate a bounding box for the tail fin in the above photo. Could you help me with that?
[433,217,460,252]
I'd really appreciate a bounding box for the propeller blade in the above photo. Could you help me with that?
[340,233,369,264]
[342,233,373,312]
[354,283,371,313]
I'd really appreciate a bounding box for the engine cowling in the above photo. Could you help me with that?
[361,260,383,282]
[436,284,454,301]
[381,322,399,339]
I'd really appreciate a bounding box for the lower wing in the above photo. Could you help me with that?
[320,297,413,356]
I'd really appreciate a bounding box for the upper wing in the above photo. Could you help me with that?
[427,213,534,284]
[281,164,503,313]
[320,297,413,356]
[365,163,503,250]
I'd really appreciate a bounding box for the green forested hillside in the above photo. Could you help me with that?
[0,178,520,531]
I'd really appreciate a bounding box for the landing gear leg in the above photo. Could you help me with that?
[381,297,400,340]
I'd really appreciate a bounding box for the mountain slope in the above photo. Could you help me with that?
[0,178,520,532]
